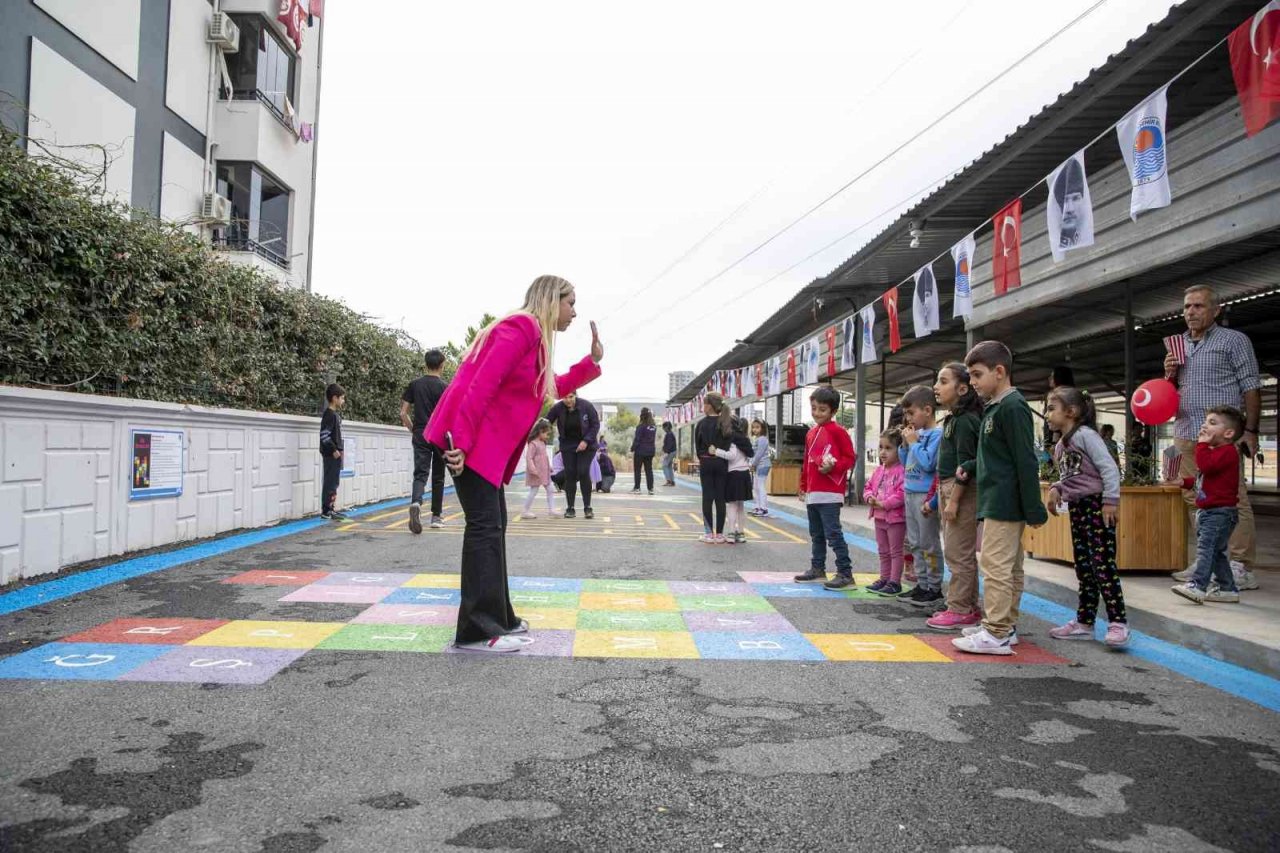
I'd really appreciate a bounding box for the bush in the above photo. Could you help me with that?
[0,127,424,424]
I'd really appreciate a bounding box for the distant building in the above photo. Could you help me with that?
[668,371,695,398]
[0,0,325,291]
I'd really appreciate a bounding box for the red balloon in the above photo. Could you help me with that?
[1131,378,1179,425]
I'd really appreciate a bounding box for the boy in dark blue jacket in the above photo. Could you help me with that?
[319,383,347,520]
[661,421,678,486]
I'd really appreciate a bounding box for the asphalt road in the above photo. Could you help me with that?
[1,485,1277,852]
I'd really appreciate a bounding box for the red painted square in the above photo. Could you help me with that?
[222,570,329,586]
[63,618,230,645]
[914,634,1071,665]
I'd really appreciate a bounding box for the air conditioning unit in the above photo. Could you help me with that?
[207,12,240,52]
[201,192,231,224]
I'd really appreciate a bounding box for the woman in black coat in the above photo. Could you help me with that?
[695,393,752,542]
[546,393,600,518]
[631,407,658,494]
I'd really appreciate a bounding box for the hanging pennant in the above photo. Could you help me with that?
[859,305,878,365]
[1117,87,1171,220]
[825,326,837,377]
[841,315,857,371]
[882,287,901,353]
[912,264,940,338]
[1046,150,1095,262]
[992,199,1022,294]
[804,337,821,385]
[756,362,765,397]
[950,233,976,319]
[786,349,798,389]
[768,357,782,396]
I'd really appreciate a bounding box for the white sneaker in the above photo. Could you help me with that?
[520,512,537,520]
[430,516,445,529]
[962,624,1019,646]
[1205,583,1240,604]
[509,619,530,634]
[454,635,525,653]
[1171,582,1206,604]
[1230,561,1260,591]
[1171,565,1195,582]
[952,627,1014,656]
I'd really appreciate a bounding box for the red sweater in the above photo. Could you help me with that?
[1182,442,1239,509]
[798,421,856,497]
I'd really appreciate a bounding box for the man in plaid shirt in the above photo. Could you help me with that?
[1164,285,1262,590]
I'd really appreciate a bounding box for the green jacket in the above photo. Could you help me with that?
[976,388,1048,524]
[938,411,980,482]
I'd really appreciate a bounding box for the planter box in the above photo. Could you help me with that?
[1022,484,1189,571]
[767,464,800,496]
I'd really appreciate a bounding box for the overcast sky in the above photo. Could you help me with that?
[311,0,1185,401]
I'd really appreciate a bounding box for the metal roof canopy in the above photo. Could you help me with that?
[669,0,1272,405]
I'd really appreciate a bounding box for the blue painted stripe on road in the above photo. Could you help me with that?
[678,476,1280,712]
[0,490,451,617]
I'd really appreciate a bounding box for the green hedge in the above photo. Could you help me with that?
[0,128,424,424]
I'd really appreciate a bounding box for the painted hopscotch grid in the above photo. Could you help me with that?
[0,570,1068,685]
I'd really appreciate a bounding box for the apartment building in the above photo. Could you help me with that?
[667,371,694,399]
[0,0,324,290]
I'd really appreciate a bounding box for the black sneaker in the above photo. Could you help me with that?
[866,578,887,593]
[632,488,642,494]
[794,568,827,583]
[564,507,577,518]
[320,511,334,520]
[823,575,855,590]
[330,511,349,521]
[648,489,655,495]
[896,585,919,599]
[408,503,422,535]
[584,507,594,519]
[875,581,903,597]
[910,588,944,608]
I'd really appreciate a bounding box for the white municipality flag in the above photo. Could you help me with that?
[1046,149,1095,262]
[912,263,940,338]
[742,364,756,398]
[859,304,878,365]
[767,357,782,396]
[1117,86,1171,220]
[950,232,976,318]
[803,336,821,385]
[841,314,857,370]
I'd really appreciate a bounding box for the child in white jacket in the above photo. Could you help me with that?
[715,419,755,544]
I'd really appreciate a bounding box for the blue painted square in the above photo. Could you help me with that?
[692,632,825,661]
[381,588,462,606]
[0,642,175,681]
[749,583,848,600]
[509,576,582,593]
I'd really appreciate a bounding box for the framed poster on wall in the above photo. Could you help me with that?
[340,437,358,479]
[130,428,184,500]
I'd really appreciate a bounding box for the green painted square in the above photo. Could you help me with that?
[580,579,670,594]
[839,583,917,601]
[576,610,688,632]
[315,624,453,652]
[509,591,580,608]
[675,594,776,613]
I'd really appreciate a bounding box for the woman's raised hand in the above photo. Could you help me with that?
[590,321,604,363]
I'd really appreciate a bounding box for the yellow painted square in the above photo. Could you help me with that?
[573,630,699,659]
[518,608,579,630]
[404,573,462,589]
[578,592,678,612]
[804,633,953,663]
[853,573,881,586]
[187,620,346,649]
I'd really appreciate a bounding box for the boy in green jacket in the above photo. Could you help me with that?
[953,341,1048,655]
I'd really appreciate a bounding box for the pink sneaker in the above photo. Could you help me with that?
[1049,620,1094,641]
[925,609,981,631]
[1104,623,1130,648]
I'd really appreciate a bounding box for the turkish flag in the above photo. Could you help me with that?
[786,349,797,389]
[1229,3,1280,137]
[825,327,837,376]
[992,198,1023,295]
[883,287,902,353]
[755,362,765,397]
[277,0,306,50]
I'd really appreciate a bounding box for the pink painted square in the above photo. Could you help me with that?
[351,604,458,626]
[278,584,394,604]
[737,571,799,584]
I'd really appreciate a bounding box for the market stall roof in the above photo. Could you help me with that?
[669,0,1273,406]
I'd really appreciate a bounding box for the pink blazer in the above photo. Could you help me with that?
[525,439,551,487]
[425,314,601,488]
[863,463,906,524]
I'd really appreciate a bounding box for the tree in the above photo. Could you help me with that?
[440,313,496,380]
[605,405,638,455]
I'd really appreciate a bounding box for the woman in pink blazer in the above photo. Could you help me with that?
[426,275,603,653]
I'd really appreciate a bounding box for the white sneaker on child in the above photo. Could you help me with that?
[952,628,1014,656]
[961,624,1019,645]
[1230,561,1260,591]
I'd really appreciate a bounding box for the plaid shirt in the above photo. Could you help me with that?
[1173,324,1260,440]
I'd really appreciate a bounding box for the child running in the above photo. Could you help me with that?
[953,341,1048,655]
[1173,405,1246,605]
[1043,386,1129,646]
[793,386,857,588]
[926,363,984,631]
[520,418,560,519]
[864,429,907,595]
[748,418,772,517]
[898,385,944,608]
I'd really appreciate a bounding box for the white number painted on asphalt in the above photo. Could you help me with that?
[845,641,895,651]
[189,658,253,669]
[611,637,657,650]
[124,626,182,635]
[738,640,782,650]
[249,629,295,638]
[45,654,115,667]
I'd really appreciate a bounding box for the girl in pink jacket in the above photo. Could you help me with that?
[521,419,558,519]
[426,275,603,653]
[864,429,908,597]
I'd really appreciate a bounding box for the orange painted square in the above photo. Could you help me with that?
[222,570,329,586]
[915,634,1071,665]
[63,618,230,645]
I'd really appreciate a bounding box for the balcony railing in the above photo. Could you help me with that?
[212,234,290,270]
[222,88,297,134]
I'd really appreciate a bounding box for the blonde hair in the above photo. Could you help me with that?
[463,275,573,407]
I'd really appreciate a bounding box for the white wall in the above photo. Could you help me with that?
[34,0,141,79]
[161,131,206,230]
[165,0,212,134]
[0,386,413,584]
[27,39,136,207]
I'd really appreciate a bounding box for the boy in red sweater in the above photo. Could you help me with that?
[1173,405,1244,605]
[793,386,858,589]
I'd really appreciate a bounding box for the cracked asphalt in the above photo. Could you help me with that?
[1,488,1277,852]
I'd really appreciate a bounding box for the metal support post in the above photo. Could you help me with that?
[1123,281,1136,479]
[854,312,867,500]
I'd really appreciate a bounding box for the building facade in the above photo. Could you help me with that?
[0,0,324,290]
[667,371,694,398]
